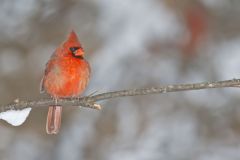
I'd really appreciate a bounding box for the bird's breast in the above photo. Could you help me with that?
[44,56,90,98]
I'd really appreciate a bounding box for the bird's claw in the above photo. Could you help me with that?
[93,103,102,110]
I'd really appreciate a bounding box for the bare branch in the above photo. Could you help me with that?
[1,79,240,112]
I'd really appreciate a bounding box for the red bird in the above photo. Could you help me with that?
[40,31,91,134]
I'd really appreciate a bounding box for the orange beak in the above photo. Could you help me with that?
[74,49,84,56]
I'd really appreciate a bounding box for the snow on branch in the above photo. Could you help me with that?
[0,108,32,126]
[1,79,240,113]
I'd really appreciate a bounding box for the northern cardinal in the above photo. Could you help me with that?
[40,31,91,134]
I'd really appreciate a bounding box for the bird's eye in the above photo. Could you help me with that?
[69,47,80,54]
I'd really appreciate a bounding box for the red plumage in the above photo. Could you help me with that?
[41,31,91,134]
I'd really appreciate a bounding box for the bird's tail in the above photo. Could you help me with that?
[46,105,62,134]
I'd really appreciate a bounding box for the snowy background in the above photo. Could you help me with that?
[1,0,240,159]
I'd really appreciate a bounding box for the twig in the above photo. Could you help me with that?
[1,79,240,112]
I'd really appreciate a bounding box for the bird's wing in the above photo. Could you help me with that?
[40,77,45,93]
[40,51,57,94]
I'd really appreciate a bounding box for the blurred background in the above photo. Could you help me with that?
[1,0,240,159]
